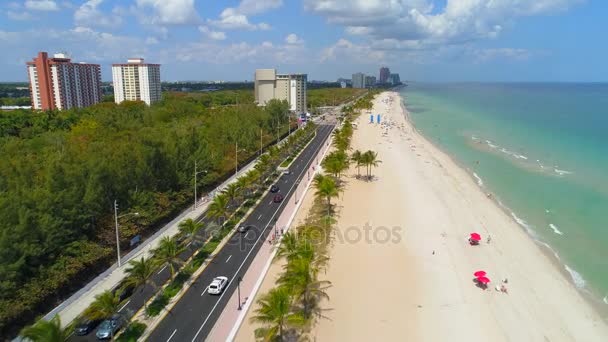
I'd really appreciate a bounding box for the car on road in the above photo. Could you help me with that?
[238,224,253,233]
[113,283,135,302]
[273,194,284,203]
[270,185,279,193]
[74,318,101,336]
[283,169,291,175]
[208,276,229,295]
[95,316,122,340]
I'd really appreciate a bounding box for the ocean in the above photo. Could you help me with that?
[401,83,608,304]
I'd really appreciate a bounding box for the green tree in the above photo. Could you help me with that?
[251,286,304,341]
[152,236,185,279]
[313,174,340,217]
[223,182,240,206]
[85,290,122,321]
[177,218,205,247]
[20,315,71,342]
[278,257,331,320]
[207,193,229,224]
[123,257,157,313]
[351,150,363,178]
[362,150,381,179]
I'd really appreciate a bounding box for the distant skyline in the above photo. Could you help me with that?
[1,0,607,82]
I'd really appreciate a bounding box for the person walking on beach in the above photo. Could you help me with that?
[487,235,492,244]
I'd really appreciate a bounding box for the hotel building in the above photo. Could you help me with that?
[112,58,161,106]
[254,69,307,112]
[26,52,102,110]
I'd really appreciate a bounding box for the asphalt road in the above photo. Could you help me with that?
[147,124,334,342]
[70,123,333,341]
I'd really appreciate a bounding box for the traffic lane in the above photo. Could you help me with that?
[150,125,333,341]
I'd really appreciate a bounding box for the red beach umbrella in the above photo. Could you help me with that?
[470,233,481,241]
[474,271,486,277]
[477,276,491,284]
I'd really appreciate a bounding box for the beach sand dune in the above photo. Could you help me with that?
[235,91,608,342]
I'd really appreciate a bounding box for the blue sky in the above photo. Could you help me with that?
[1,0,606,82]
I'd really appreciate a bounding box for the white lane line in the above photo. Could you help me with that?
[269,200,273,205]
[226,255,232,263]
[257,214,262,220]
[190,126,331,342]
[245,231,252,238]
[201,285,210,296]
[157,265,168,275]
[167,329,177,342]
[118,300,131,312]
[186,242,192,248]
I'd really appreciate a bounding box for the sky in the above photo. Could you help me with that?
[1,0,607,82]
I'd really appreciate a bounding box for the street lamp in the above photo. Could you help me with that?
[237,275,243,310]
[114,200,139,267]
[193,160,208,210]
[295,180,300,204]
[235,142,247,178]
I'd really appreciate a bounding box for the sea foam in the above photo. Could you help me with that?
[549,223,564,235]
[473,172,484,186]
[565,265,586,289]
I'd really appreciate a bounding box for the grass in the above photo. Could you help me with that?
[115,322,146,342]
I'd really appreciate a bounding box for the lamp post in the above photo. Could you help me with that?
[235,142,246,178]
[295,180,300,204]
[237,275,243,310]
[193,160,208,210]
[114,200,139,267]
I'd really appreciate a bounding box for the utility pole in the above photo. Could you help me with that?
[114,200,121,267]
[235,141,239,177]
[260,128,263,155]
[194,160,198,210]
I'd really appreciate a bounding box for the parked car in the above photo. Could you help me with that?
[270,185,279,193]
[115,283,135,302]
[74,318,101,336]
[208,276,229,295]
[238,224,253,233]
[283,169,291,175]
[273,194,284,203]
[95,316,122,340]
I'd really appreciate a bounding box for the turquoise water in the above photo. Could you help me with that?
[401,83,608,303]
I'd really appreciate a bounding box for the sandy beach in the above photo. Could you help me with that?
[235,91,608,341]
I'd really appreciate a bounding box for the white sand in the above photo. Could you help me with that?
[311,92,608,341]
[235,91,608,342]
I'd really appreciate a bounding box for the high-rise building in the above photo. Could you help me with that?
[388,73,401,85]
[365,76,377,87]
[379,67,391,83]
[26,52,102,110]
[352,73,366,89]
[254,69,307,112]
[112,58,161,106]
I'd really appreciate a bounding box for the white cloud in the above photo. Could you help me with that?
[320,38,387,63]
[136,0,200,25]
[237,0,283,15]
[7,11,34,20]
[285,33,304,45]
[74,0,122,29]
[145,36,159,45]
[25,0,59,11]
[208,8,271,31]
[199,26,227,41]
[305,0,582,48]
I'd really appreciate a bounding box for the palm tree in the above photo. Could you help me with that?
[275,231,301,261]
[351,150,363,178]
[223,182,240,206]
[237,175,251,197]
[177,218,205,247]
[363,150,381,180]
[255,154,272,174]
[313,174,339,217]
[279,257,331,320]
[85,290,122,321]
[123,257,157,313]
[21,315,71,342]
[207,193,229,224]
[153,236,185,279]
[245,169,261,193]
[251,287,304,341]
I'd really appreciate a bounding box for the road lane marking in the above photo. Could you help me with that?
[226,255,232,263]
[246,231,252,238]
[157,265,168,275]
[167,329,177,342]
[258,214,263,220]
[118,300,131,312]
[201,285,210,296]
[189,126,333,342]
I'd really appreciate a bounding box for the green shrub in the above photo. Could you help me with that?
[116,321,147,342]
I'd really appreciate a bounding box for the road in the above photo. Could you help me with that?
[147,124,334,342]
[70,124,333,341]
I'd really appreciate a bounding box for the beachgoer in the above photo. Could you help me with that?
[487,235,492,244]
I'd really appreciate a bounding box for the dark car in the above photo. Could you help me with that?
[114,283,135,302]
[273,194,284,203]
[74,318,102,336]
[270,185,279,193]
[238,224,253,233]
[95,316,123,340]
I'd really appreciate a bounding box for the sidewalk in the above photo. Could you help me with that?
[42,159,261,328]
[206,127,334,342]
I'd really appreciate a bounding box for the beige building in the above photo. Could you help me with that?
[112,58,161,106]
[254,69,307,112]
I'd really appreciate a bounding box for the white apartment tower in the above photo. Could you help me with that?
[254,69,307,112]
[112,58,161,106]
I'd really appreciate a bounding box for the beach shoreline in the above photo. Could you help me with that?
[399,91,608,318]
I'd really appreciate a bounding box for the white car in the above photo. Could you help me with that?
[207,276,228,295]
